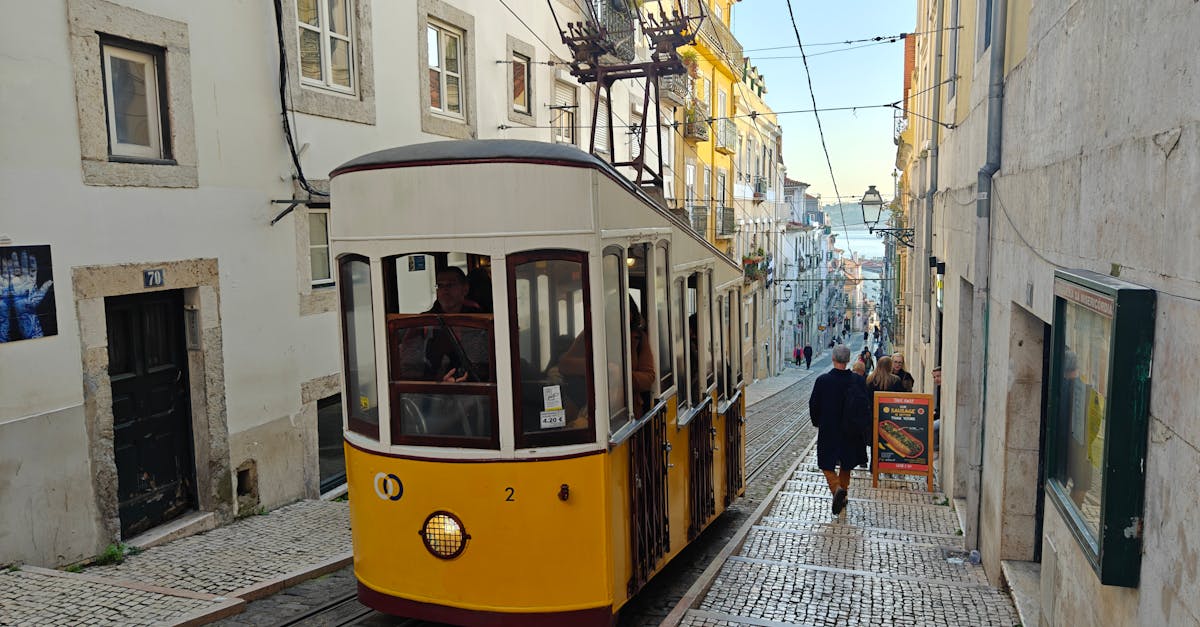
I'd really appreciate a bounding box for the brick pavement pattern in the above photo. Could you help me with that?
[675,450,1020,627]
[86,500,350,595]
[0,500,348,626]
[0,568,235,627]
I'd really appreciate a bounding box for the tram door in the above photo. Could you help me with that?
[106,290,197,538]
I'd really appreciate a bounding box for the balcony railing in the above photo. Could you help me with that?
[660,74,689,106]
[689,205,709,235]
[594,0,636,64]
[714,118,736,154]
[695,8,744,76]
[716,206,735,237]
[683,104,709,142]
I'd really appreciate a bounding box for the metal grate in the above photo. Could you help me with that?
[688,405,716,539]
[627,406,670,595]
[723,400,744,506]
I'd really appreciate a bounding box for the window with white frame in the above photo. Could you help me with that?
[427,22,464,117]
[309,209,333,286]
[512,52,530,113]
[101,40,168,161]
[703,167,712,205]
[685,162,696,206]
[553,81,577,144]
[297,0,354,93]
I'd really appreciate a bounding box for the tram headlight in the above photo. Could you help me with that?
[419,511,470,559]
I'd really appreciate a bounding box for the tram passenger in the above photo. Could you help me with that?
[627,298,655,417]
[466,266,493,313]
[425,267,484,383]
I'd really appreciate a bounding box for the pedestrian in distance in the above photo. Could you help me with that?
[808,345,871,516]
[794,345,802,366]
[803,344,813,369]
[858,347,874,376]
[891,352,915,392]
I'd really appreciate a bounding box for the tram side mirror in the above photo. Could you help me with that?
[558,483,570,501]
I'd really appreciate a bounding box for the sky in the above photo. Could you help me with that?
[731,0,913,211]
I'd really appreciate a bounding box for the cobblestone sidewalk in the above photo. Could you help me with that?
[668,448,1020,627]
[0,500,350,626]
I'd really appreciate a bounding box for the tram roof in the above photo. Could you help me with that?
[330,139,609,178]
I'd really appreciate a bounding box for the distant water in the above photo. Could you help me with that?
[830,224,886,260]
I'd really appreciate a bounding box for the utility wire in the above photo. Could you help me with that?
[782,0,853,254]
[743,26,964,52]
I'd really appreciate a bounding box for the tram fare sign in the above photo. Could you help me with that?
[871,392,935,492]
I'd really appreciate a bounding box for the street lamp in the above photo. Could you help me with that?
[774,283,793,304]
[860,185,914,248]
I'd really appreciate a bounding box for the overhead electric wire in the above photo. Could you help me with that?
[781,0,853,253]
[742,26,963,53]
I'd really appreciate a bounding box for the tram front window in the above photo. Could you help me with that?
[384,253,498,449]
[508,251,594,448]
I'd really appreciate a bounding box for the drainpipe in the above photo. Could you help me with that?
[967,0,1008,552]
[923,0,945,346]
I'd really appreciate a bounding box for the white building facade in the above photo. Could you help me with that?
[0,0,661,567]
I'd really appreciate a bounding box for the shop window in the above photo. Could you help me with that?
[1045,269,1154,588]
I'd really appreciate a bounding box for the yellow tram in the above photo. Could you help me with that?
[329,140,747,626]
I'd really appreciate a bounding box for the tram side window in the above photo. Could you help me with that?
[703,271,715,392]
[382,253,498,448]
[716,294,727,399]
[654,243,674,393]
[627,243,656,419]
[509,251,595,448]
[685,273,701,406]
[675,277,688,407]
[602,248,630,432]
[339,255,379,438]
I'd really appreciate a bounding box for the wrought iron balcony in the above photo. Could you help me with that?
[683,103,710,142]
[716,206,735,238]
[593,0,636,64]
[714,118,736,154]
[689,205,709,235]
[695,9,744,75]
[660,74,690,106]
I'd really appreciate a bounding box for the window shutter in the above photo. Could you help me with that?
[595,97,610,153]
[554,81,575,143]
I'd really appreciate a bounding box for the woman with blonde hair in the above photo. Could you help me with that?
[866,356,903,398]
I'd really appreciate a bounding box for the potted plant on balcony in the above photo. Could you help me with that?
[679,49,700,78]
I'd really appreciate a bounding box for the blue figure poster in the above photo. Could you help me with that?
[1,245,57,342]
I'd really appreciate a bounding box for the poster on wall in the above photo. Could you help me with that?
[871,392,934,491]
[1,245,57,343]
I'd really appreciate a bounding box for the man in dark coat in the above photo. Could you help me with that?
[808,344,870,515]
[802,344,813,369]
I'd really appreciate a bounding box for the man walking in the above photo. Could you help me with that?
[809,345,871,515]
[802,344,813,369]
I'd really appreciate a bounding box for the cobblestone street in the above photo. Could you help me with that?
[668,451,1021,627]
